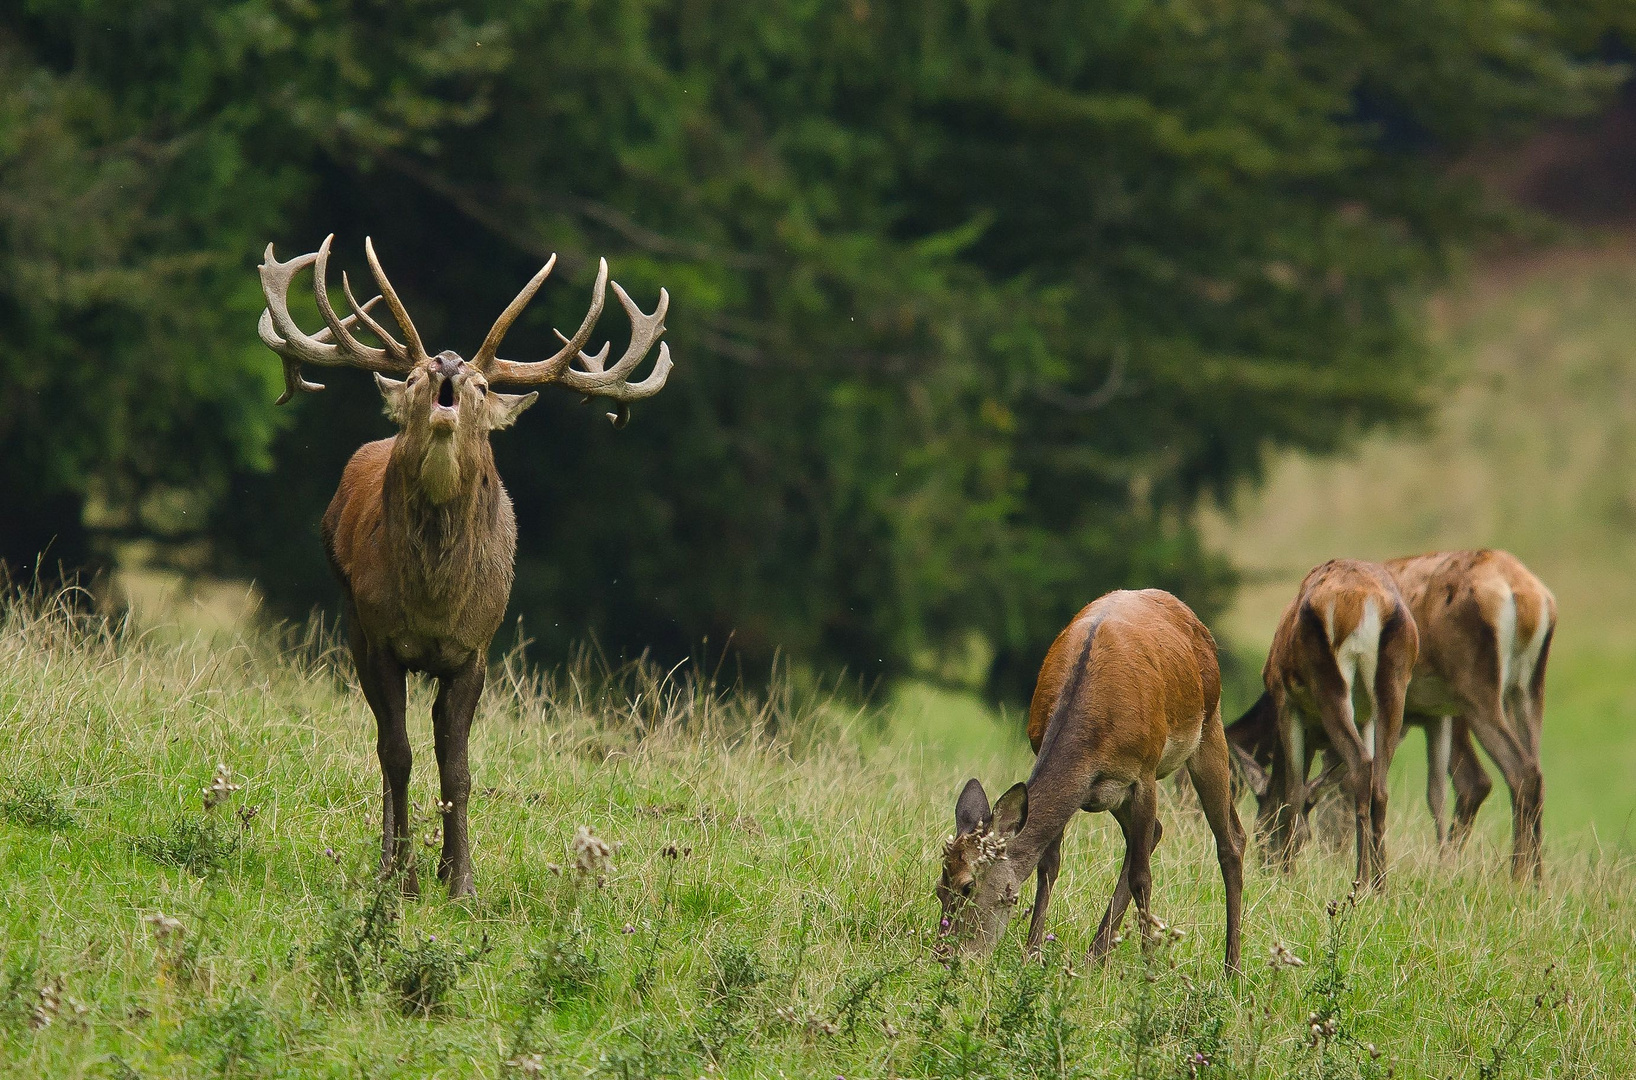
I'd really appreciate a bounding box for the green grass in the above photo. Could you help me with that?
[2,592,1633,1078]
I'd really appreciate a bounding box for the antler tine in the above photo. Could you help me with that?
[471,253,558,371]
[554,283,672,398]
[258,236,425,404]
[364,236,430,364]
[311,236,398,369]
[341,270,408,360]
[482,259,611,385]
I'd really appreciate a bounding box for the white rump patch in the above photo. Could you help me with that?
[1334,599,1382,759]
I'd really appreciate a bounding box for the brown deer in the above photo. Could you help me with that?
[936,590,1245,974]
[1228,550,1554,883]
[257,235,673,897]
[1389,550,1554,881]
[1224,560,1418,889]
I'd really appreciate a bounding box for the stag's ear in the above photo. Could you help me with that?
[955,778,990,835]
[991,782,1028,838]
[1230,743,1271,799]
[485,390,539,431]
[375,373,409,424]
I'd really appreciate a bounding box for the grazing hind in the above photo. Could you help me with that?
[936,589,1245,974]
[1225,560,1417,889]
[257,235,673,896]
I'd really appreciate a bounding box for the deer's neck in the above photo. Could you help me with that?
[383,431,507,587]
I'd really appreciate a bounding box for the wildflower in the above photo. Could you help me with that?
[144,912,185,944]
[29,977,63,1030]
[1043,932,1057,943]
[236,804,259,828]
[622,923,636,935]
[1268,942,1305,969]
[571,825,615,878]
[505,1053,545,1074]
[202,764,243,811]
[939,917,951,934]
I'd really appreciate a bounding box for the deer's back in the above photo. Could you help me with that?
[1027,590,1219,781]
[1386,549,1554,698]
[1265,559,1411,684]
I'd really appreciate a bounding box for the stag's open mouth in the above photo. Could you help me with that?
[429,375,460,432]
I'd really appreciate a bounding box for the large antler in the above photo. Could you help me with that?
[258,235,429,404]
[473,256,673,425]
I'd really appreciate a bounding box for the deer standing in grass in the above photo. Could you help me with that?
[937,590,1245,974]
[1390,550,1554,880]
[258,235,673,896]
[1229,550,1553,883]
[1225,560,1417,889]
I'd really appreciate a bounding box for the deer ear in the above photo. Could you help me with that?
[374,373,408,424]
[1230,742,1271,799]
[955,778,990,835]
[991,782,1028,837]
[486,390,539,431]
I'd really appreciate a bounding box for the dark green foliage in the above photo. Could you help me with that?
[306,871,402,1005]
[174,992,280,1079]
[698,940,766,1059]
[386,932,488,1018]
[0,778,75,831]
[2,2,1631,694]
[135,816,239,876]
[519,927,604,1012]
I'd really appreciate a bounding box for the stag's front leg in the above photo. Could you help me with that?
[433,655,486,898]
[354,636,416,896]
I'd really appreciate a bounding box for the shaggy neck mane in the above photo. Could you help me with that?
[384,429,501,589]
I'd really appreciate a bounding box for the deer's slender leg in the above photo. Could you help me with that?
[1088,797,1162,964]
[1187,711,1246,976]
[1308,661,1377,890]
[1025,833,1064,956]
[1448,718,1492,848]
[1271,701,1308,868]
[1367,635,1409,889]
[1461,689,1543,882]
[1425,716,1453,848]
[432,654,486,898]
[352,620,415,897]
[1124,777,1161,936]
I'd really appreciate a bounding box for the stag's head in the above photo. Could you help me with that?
[936,778,1029,956]
[257,236,673,501]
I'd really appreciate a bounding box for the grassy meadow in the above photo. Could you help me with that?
[2,587,1634,1080]
[8,243,1636,1078]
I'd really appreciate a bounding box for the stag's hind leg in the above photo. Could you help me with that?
[1187,712,1246,975]
[351,622,416,897]
[432,654,486,898]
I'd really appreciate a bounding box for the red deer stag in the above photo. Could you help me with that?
[257,235,673,897]
[1230,551,1553,883]
[1224,560,1417,889]
[937,590,1245,974]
